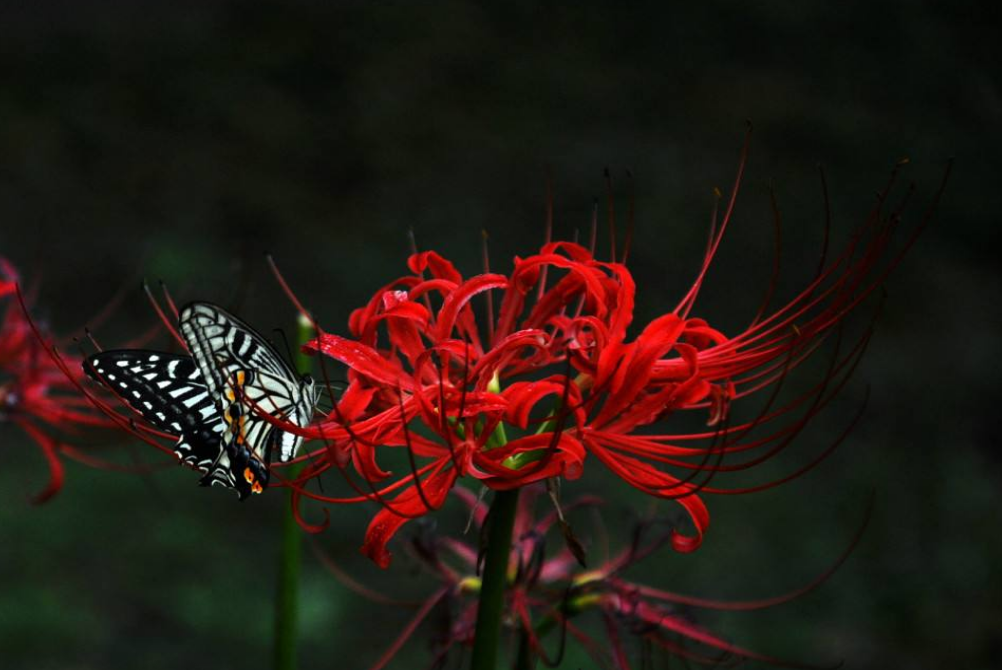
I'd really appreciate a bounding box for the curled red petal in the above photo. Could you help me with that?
[669,492,709,553]
[351,432,393,482]
[540,240,594,261]
[348,277,421,338]
[383,303,432,371]
[475,432,586,486]
[469,329,549,383]
[407,250,463,284]
[496,253,611,341]
[338,380,378,422]
[361,463,457,568]
[593,314,686,426]
[587,441,709,552]
[501,378,585,430]
[432,274,508,342]
[307,333,414,391]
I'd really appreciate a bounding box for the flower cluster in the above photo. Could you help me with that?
[0,259,118,501]
[285,158,937,568]
[317,484,862,669]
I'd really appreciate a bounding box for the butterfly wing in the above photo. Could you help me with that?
[234,367,317,462]
[178,303,295,396]
[83,350,226,476]
[178,302,316,468]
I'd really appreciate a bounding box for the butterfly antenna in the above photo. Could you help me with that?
[82,327,103,352]
[314,383,347,407]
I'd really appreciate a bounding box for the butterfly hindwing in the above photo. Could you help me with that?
[225,366,315,462]
[84,350,225,475]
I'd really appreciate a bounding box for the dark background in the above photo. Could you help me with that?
[1,2,998,669]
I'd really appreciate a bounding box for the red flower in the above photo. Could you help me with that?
[284,152,948,568]
[0,259,118,502]
[315,485,867,669]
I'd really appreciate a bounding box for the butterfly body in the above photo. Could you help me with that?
[85,302,318,499]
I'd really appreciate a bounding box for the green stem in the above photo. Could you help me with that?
[273,314,313,670]
[274,485,302,670]
[514,629,537,670]
[470,487,521,670]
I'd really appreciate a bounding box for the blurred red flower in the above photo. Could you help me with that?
[282,152,946,568]
[315,485,864,669]
[0,259,117,502]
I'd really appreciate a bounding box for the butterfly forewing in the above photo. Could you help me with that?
[84,350,225,474]
[179,303,295,397]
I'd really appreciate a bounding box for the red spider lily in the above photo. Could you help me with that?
[316,485,866,669]
[0,259,120,502]
[281,149,948,569]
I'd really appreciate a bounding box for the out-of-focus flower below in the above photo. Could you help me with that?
[0,259,119,502]
[316,484,864,670]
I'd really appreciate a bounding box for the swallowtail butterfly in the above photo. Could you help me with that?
[84,302,319,499]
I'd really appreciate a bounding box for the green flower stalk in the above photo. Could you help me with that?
[273,313,315,670]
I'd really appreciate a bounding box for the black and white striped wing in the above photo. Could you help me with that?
[83,350,228,479]
[178,302,296,398]
[229,368,314,463]
[178,302,315,464]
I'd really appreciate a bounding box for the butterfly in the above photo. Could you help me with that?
[84,302,319,499]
